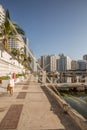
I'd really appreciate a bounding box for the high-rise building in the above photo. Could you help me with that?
[83,54,87,61]
[40,55,59,72]
[8,35,24,51]
[0,4,5,41]
[41,55,50,72]
[77,60,87,70]
[37,58,41,66]
[71,60,77,70]
[40,54,71,72]
[23,37,29,57]
[58,54,71,72]
[50,55,58,72]
[29,49,34,70]
[0,4,5,26]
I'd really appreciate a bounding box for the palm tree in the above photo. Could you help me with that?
[17,47,32,64]
[11,48,23,63]
[0,9,25,51]
[11,48,19,59]
[11,47,32,65]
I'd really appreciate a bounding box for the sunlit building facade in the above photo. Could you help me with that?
[71,60,77,70]
[8,35,24,51]
[41,55,50,72]
[77,60,87,70]
[83,54,87,61]
[0,4,5,26]
[50,55,59,72]
[58,54,71,72]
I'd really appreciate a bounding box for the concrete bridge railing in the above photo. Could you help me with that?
[44,84,87,130]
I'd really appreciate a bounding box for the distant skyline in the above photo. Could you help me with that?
[0,0,87,60]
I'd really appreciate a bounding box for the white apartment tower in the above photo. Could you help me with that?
[71,60,77,70]
[0,5,5,26]
[40,55,59,72]
[83,54,87,61]
[8,35,24,51]
[58,54,71,72]
[50,55,58,72]
[77,60,87,70]
[23,37,29,57]
[41,55,50,72]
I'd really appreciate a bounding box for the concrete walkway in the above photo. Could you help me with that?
[0,75,82,130]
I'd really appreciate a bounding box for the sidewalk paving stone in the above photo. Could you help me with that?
[0,75,83,130]
[16,92,27,99]
[0,104,23,129]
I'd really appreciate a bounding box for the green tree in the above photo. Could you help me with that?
[11,47,32,67]
[11,48,20,61]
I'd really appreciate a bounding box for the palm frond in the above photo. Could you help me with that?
[15,28,25,35]
[12,21,25,35]
[5,9,10,20]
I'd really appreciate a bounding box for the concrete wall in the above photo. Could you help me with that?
[0,58,25,76]
[0,49,25,76]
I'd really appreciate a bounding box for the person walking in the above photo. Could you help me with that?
[7,74,14,96]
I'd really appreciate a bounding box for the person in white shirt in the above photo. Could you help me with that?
[7,74,14,96]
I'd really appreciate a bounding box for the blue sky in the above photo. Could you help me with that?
[0,0,87,60]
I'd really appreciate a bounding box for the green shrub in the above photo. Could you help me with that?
[16,73,25,78]
[0,76,10,80]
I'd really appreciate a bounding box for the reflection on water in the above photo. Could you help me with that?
[60,92,87,119]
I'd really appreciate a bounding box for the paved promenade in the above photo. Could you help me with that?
[0,75,82,130]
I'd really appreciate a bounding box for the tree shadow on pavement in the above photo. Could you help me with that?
[41,85,82,130]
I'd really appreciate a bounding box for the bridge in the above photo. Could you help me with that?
[0,74,87,130]
[46,70,87,77]
[45,70,87,83]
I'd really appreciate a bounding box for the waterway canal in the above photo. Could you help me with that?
[60,91,87,119]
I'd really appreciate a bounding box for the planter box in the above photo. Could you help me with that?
[2,80,9,88]
[0,80,9,92]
